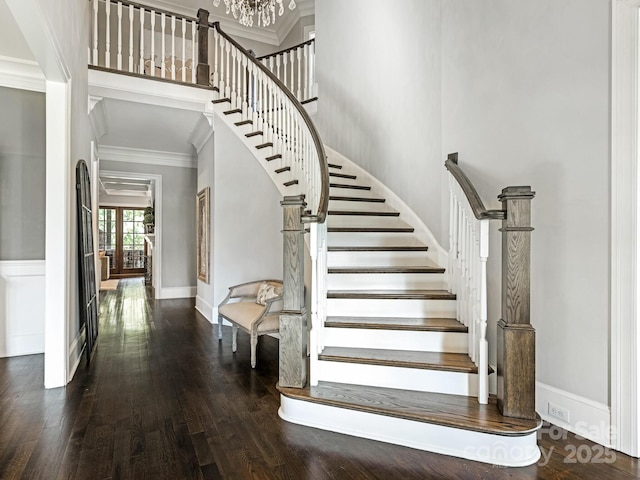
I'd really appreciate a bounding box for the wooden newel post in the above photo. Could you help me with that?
[497,186,536,420]
[196,9,210,86]
[279,195,308,388]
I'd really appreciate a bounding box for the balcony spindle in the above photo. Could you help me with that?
[128,5,134,71]
[171,16,176,80]
[105,1,111,68]
[92,0,98,65]
[161,13,166,78]
[181,17,186,82]
[117,2,122,70]
[139,8,145,74]
[150,11,156,76]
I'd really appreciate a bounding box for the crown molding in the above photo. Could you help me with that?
[98,144,196,168]
[0,55,45,92]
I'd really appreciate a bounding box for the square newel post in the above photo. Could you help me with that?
[497,186,537,420]
[279,195,308,388]
[196,9,210,86]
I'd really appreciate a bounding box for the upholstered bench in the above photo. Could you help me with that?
[217,280,283,368]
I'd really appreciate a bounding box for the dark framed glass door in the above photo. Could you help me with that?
[98,207,146,276]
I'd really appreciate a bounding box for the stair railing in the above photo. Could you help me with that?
[445,153,536,419]
[89,0,207,85]
[257,39,316,103]
[210,23,329,389]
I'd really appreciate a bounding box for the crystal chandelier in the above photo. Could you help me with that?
[212,0,296,28]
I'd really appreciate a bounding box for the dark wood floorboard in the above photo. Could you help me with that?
[0,277,637,479]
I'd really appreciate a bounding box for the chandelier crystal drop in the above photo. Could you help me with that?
[212,0,296,28]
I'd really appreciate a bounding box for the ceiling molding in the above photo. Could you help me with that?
[0,55,45,92]
[188,113,214,153]
[99,144,196,168]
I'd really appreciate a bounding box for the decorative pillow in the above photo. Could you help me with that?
[256,282,283,305]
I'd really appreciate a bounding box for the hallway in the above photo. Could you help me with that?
[0,278,638,479]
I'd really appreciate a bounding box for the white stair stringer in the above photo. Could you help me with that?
[316,360,479,396]
[278,396,541,468]
[322,327,467,353]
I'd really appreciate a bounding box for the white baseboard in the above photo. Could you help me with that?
[195,295,214,323]
[157,286,196,299]
[536,381,611,447]
[68,330,85,381]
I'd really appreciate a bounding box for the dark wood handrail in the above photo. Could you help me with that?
[212,22,329,223]
[445,153,505,221]
[257,38,315,62]
[101,0,198,23]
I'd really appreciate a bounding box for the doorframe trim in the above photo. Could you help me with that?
[611,0,640,457]
[100,170,163,299]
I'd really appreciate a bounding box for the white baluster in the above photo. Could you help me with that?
[117,2,122,70]
[296,47,302,100]
[150,11,156,76]
[161,13,166,78]
[478,219,489,404]
[225,39,231,98]
[290,50,295,96]
[213,29,219,88]
[171,16,176,80]
[105,0,111,68]
[181,18,186,82]
[283,52,288,90]
[276,55,281,82]
[303,43,308,100]
[139,7,145,74]
[92,0,98,65]
[128,5,134,72]
[231,45,237,108]
[191,20,196,84]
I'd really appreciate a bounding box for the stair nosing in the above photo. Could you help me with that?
[328,246,429,252]
[328,227,414,233]
[329,196,386,203]
[330,183,371,191]
[327,289,455,300]
[328,267,445,274]
[328,210,399,217]
[324,316,467,332]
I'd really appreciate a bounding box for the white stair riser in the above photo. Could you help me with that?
[279,397,541,467]
[327,298,456,318]
[328,273,447,290]
[323,327,468,353]
[328,232,421,245]
[328,250,439,267]
[329,200,393,211]
[327,215,409,228]
[317,361,479,396]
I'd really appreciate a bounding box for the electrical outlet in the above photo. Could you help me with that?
[548,402,570,423]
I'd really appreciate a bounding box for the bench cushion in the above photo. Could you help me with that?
[219,302,280,333]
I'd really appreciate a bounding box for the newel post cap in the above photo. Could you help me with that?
[498,186,535,202]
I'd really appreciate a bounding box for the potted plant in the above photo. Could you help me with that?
[143,206,155,234]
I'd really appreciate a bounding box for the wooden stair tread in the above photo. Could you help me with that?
[330,183,371,191]
[325,316,467,332]
[328,266,445,274]
[256,142,273,149]
[284,180,299,187]
[319,347,487,374]
[328,227,414,233]
[277,382,541,436]
[328,246,428,252]
[212,97,231,104]
[330,172,357,180]
[328,210,399,217]
[223,108,242,115]
[234,119,253,126]
[245,131,263,138]
[328,163,342,169]
[328,289,455,300]
[329,196,386,203]
[275,166,291,174]
[265,154,282,161]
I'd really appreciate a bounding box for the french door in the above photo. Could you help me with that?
[98,207,147,276]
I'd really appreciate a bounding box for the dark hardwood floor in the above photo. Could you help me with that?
[0,278,638,479]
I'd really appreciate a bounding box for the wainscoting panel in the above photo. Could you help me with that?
[0,260,45,357]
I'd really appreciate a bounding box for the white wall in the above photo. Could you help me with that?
[441,0,610,413]
[315,0,443,241]
[212,115,283,310]
[100,160,197,294]
[279,15,315,51]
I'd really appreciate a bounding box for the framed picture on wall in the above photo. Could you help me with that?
[196,187,210,283]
